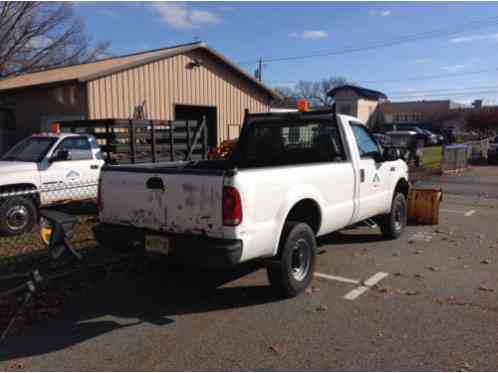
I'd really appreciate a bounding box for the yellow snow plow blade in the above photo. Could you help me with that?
[408,188,443,225]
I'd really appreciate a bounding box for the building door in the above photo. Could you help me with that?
[175,105,217,147]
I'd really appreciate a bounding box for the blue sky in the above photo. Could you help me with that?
[75,2,498,105]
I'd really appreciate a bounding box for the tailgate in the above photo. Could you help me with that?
[100,169,224,238]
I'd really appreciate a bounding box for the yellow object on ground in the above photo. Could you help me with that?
[408,188,443,225]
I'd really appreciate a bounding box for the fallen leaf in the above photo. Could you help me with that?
[414,250,424,255]
[458,361,473,372]
[414,273,423,279]
[269,343,287,355]
[480,259,491,264]
[375,286,403,296]
[426,266,439,272]
[405,290,419,296]
[478,285,494,292]
[393,272,402,277]
[316,305,329,312]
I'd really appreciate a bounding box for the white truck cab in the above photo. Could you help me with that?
[95,107,410,297]
[0,132,104,235]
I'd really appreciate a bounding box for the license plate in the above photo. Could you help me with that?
[145,235,170,255]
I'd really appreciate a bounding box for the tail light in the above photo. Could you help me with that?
[97,178,103,212]
[223,186,242,226]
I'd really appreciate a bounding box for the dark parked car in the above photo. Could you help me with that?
[373,133,391,147]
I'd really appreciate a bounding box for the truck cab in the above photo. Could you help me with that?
[0,132,104,236]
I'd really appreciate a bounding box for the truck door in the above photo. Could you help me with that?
[40,136,101,205]
[349,122,392,222]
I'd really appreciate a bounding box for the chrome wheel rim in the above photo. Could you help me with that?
[6,205,29,231]
[291,238,311,282]
[394,203,405,231]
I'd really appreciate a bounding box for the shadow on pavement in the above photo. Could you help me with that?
[0,258,279,362]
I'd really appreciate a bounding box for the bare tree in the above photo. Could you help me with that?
[295,77,348,106]
[0,2,110,77]
[274,77,348,108]
[273,86,299,108]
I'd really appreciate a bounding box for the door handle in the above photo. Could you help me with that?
[390,167,396,172]
[360,169,365,183]
[146,177,165,191]
[90,165,99,170]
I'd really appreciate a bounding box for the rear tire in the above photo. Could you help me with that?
[378,193,407,240]
[267,221,316,298]
[0,197,37,236]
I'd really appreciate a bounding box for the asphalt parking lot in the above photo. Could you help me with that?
[1,171,497,371]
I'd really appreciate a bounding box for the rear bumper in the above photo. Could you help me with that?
[93,223,243,268]
[173,235,243,268]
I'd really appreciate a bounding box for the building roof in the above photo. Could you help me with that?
[0,41,280,100]
[327,85,387,100]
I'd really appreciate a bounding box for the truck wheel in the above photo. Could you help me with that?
[378,193,407,240]
[0,197,37,236]
[267,221,316,298]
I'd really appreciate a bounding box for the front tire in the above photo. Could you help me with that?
[267,221,316,298]
[0,197,37,236]
[378,193,407,240]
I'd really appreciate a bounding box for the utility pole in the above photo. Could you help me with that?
[257,58,263,81]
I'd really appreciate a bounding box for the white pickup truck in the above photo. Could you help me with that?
[0,133,104,235]
[95,108,409,297]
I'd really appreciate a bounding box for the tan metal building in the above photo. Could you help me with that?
[0,41,279,149]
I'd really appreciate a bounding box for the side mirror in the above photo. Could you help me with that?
[49,149,71,163]
[383,147,401,161]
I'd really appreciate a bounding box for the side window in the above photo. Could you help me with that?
[351,124,380,159]
[55,137,92,161]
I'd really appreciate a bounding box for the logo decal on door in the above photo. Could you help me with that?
[372,173,380,184]
[65,169,81,182]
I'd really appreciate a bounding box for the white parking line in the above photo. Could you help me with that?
[441,208,477,217]
[363,272,389,287]
[343,285,369,300]
[343,272,389,301]
[314,272,360,284]
[441,209,464,214]
[464,209,476,217]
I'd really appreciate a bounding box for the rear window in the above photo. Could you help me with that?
[237,120,346,168]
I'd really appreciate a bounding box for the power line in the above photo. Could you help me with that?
[267,68,498,87]
[388,85,498,95]
[237,15,498,66]
[360,68,498,85]
[390,90,498,99]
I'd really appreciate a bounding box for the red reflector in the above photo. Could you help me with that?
[223,186,242,226]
